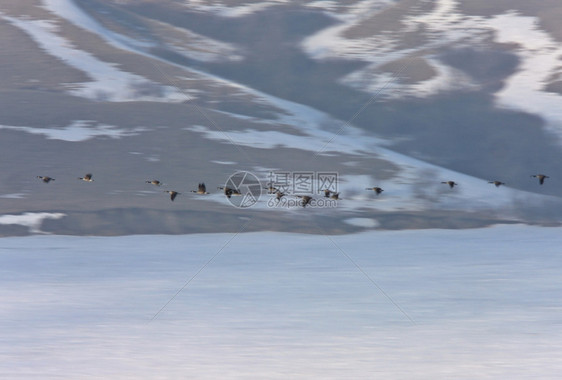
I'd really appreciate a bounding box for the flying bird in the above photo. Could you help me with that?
[296,195,313,208]
[164,190,180,202]
[37,176,55,183]
[264,185,278,194]
[441,181,458,189]
[531,174,549,185]
[146,180,162,186]
[275,191,285,201]
[321,189,332,198]
[78,173,94,182]
[488,180,506,187]
[330,192,340,200]
[365,187,384,195]
[217,186,241,199]
[191,183,210,194]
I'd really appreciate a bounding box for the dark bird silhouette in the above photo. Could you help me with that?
[531,174,549,185]
[321,189,332,198]
[441,181,458,189]
[275,191,285,201]
[191,183,210,194]
[78,173,94,182]
[488,180,506,187]
[365,187,384,195]
[330,192,340,200]
[264,185,278,194]
[217,186,241,198]
[37,176,55,183]
[164,190,180,201]
[296,195,313,208]
[146,180,162,186]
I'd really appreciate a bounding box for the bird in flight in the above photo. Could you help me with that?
[531,174,549,185]
[296,195,313,208]
[37,176,55,183]
[488,180,506,187]
[275,191,285,202]
[366,187,384,194]
[146,180,162,186]
[191,183,210,194]
[441,181,458,189]
[217,186,241,198]
[264,185,278,194]
[164,190,180,202]
[78,173,94,182]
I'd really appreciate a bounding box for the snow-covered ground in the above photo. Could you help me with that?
[1,225,561,378]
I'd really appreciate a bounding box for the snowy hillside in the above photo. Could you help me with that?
[1,0,562,235]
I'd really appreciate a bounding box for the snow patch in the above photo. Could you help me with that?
[2,15,187,103]
[42,0,243,63]
[183,0,290,17]
[488,12,562,137]
[0,120,147,142]
[0,212,65,234]
[344,217,380,227]
[41,0,153,52]
[211,160,237,165]
[0,193,27,199]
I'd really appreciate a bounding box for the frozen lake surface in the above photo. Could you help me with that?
[1,225,562,378]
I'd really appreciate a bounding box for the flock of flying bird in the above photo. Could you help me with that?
[440,174,550,188]
[36,174,242,202]
[35,173,552,207]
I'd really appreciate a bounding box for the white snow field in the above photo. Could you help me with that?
[1,225,562,379]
